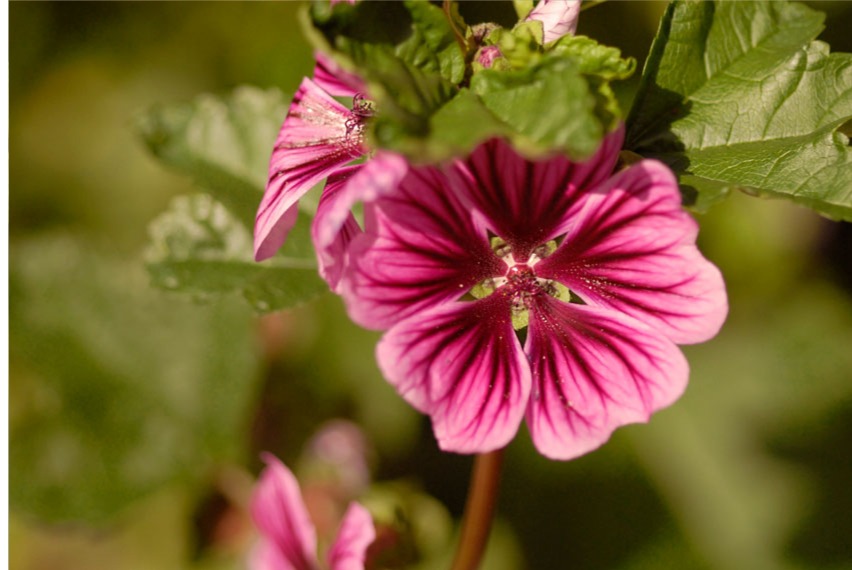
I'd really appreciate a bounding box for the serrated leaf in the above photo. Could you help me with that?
[626,0,852,219]
[550,34,635,80]
[472,56,603,158]
[146,194,325,312]
[135,86,287,226]
[9,236,259,523]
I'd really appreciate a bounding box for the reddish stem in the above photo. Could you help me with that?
[450,449,505,570]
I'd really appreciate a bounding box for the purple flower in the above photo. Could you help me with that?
[526,0,581,43]
[313,52,367,98]
[251,454,375,570]
[339,128,728,460]
[312,155,408,291]
[254,56,408,292]
[253,48,379,262]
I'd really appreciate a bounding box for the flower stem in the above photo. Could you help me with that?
[450,449,505,570]
[442,0,468,59]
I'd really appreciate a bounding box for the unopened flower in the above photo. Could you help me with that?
[251,454,375,570]
[475,45,503,69]
[340,129,727,460]
[526,0,581,43]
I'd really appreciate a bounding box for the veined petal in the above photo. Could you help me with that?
[526,0,581,43]
[313,155,408,292]
[537,160,728,344]
[327,503,375,570]
[525,297,688,460]
[448,128,623,261]
[254,77,366,261]
[342,166,503,331]
[251,454,319,570]
[313,52,367,98]
[376,297,531,453]
[313,166,362,292]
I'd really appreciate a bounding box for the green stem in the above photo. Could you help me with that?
[450,449,505,570]
[443,0,468,59]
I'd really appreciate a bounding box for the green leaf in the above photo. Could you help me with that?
[146,194,326,312]
[307,0,632,162]
[626,0,852,219]
[402,0,466,85]
[472,56,603,158]
[9,236,259,523]
[513,0,535,21]
[425,89,509,157]
[135,86,287,226]
[551,34,636,80]
[339,39,456,156]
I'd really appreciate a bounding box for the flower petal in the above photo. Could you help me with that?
[376,297,531,453]
[448,128,623,260]
[525,297,688,460]
[313,166,362,292]
[254,77,365,261]
[250,540,297,570]
[313,154,408,292]
[526,0,581,43]
[536,160,728,344]
[342,166,503,330]
[313,52,367,98]
[251,454,319,570]
[327,503,376,570]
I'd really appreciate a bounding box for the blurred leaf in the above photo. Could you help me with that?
[630,281,852,570]
[626,0,852,219]
[341,38,456,155]
[9,235,260,523]
[473,57,600,157]
[135,86,287,226]
[401,0,466,85]
[363,482,455,570]
[423,89,509,157]
[146,194,325,312]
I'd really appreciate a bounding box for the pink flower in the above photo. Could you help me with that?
[251,454,375,570]
[254,55,407,292]
[475,45,503,69]
[253,74,369,263]
[526,0,581,43]
[340,128,728,460]
[312,52,367,98]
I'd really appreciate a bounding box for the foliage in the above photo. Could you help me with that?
[9,1,852,568]
[306,0,634,161]
[9,236,260,523]
[626,0,852,219]
[137,87,328,311]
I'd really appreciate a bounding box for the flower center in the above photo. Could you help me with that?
[499,262,560,328]
[465,235,576,330]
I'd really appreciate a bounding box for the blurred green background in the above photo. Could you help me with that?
[9,2,852,569]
